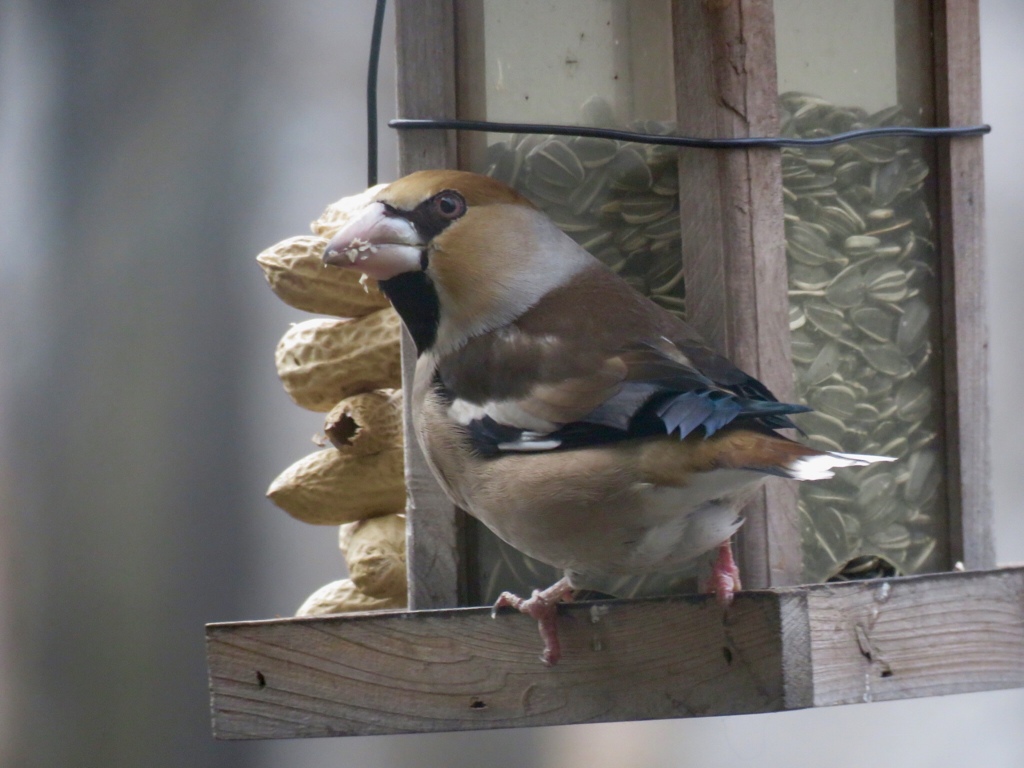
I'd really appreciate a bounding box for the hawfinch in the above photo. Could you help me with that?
[324,170,892,665]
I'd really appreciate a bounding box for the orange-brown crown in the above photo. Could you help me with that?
[376,170,535,211]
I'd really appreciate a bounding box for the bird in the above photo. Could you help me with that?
[322,169,893,665]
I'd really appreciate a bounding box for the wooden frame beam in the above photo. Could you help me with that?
[207,567,1024,739]
[673,0,800,589]
[394,0,464,609]
[933,0,993,570]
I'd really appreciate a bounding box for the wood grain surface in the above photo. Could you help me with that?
[394,0,464,609]
[933,0,993,570]
[672,0,800,589]
[207,568,1024,739]
[209,593,792,739]
[807,569,1024,706]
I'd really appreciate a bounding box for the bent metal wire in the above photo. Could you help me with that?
[389,117,991,152]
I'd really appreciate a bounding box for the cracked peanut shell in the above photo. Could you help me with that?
[324,389,404,455]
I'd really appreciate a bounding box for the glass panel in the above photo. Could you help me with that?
[775,0,948,582]
[456,0,683,604]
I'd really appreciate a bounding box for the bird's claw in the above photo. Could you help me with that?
[704,540,742,608]
[490,578,574,665]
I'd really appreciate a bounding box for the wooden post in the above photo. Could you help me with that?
[394,0,464,608]
[932,0,993,570]
[673,0,801,589]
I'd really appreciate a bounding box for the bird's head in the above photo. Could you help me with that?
[324,170,591,355]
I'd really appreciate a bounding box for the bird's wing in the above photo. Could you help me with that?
[434,263,808,456]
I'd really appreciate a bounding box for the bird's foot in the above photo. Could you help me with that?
[492,576,575,665]
[702,540,742,607]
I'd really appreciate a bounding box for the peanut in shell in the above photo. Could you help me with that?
[310,183,388,239]
[338,513,407,599]
[295,578,405,617]
[267,446,406,525]
[275,309,402,412]
[257,234,389,317]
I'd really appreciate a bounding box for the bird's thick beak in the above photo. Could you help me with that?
[323,201,424,281]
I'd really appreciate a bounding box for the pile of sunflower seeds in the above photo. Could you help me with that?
[779,92,943,583]
[473,94,943,597]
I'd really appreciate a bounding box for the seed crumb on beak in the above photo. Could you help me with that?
[359,273,372,293]
[346,237,377,263]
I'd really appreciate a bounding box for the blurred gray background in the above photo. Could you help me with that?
[1,1,1022,766]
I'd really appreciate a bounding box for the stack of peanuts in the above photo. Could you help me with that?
[257,185,409,616]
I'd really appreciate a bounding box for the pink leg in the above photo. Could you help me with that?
[704,539,742,607]
[492,576,575,665]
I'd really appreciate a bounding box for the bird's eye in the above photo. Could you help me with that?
[432,190,466,220]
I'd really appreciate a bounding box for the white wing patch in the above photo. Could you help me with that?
[497,432,563,452]
[447,399,488,425]
[787,451,895,481]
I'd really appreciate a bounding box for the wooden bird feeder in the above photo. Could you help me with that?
[207,0,1022,740]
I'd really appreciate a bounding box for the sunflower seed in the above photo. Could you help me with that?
[570,136,618,168]
[809,384,858,420]
[651,264,686,295]
[896,298,931,354]
[850,306,895,343]
[905,537,938,573]
[861,342,913,376]
[568,169,611,216]
[866,266,909,302]
[870,523,912,552]
[528,138,585,187]
[796,410,849,437]
[805,301,850,337]
[787,220,835,266]
[843,234,881,257]
[576,229,615,253]
[819,205,864,238]
[791,263,833,291]
[791,329,818,363]
[871,158,910,206]
[896,378,932,422]
[790,304,806,331]
[825,266,867,308]
[805,340,842,385]
[620,195,674,225]
[607,146,653,192]
[857,471,896,508]
[878,435,909,459]
[854,137,898,164]
[811,504,854,565]
[853,402,881,421]
[651,168,679,196]
[525,173,576,204]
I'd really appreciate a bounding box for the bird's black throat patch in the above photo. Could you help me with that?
[380,269,440,354]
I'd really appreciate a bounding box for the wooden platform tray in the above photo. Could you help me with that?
[207,566,1024,740]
